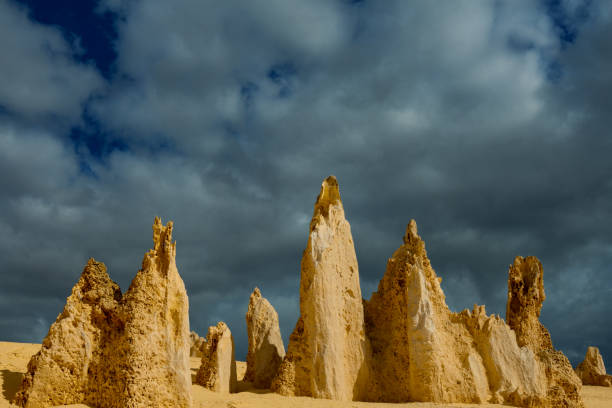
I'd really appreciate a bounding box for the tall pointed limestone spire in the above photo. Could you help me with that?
[272,175,371,401]
[14,259,122,407]
[119,217,192,407]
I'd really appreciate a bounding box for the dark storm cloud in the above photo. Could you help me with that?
[0,0,610,369]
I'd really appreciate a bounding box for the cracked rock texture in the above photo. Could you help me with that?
[507,256,584,408]
[14,217,192,408]
[271,175,371,401]
[575,347,612,387]
[195,321,237,393]
[244,287,285,389]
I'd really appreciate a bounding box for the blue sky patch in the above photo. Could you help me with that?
[13,0,119,79]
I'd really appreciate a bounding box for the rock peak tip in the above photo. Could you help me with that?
[403,219,419,244]
[314,175,342,213]
[323,174,338,186]
[152,217,174,253]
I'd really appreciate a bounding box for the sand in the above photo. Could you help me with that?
[1,341,610,408]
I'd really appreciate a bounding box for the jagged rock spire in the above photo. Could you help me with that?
[506,256,550,350]
[14,259,122,407]
[506,255,584,408]
[119,217,191,407]
[272,176,371,400]
[15,218,192,408]
[365,219,490,403]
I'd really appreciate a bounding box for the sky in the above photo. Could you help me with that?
[0,0,610,368]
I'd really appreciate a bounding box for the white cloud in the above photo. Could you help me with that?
[0,1,103,125]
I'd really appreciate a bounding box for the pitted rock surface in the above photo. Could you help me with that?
[14,217,192,408]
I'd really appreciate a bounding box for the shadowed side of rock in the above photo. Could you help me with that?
[507,256,585,408]
[272,175,371,401]
[195,321,237,393]
[575,346,612,387]
[245,287,285,389]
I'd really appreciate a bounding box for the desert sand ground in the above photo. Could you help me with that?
[1,342,610,408]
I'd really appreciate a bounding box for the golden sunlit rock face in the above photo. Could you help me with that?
[575,347,612,387]
[272,176,584,408]
[271,176,371,401]
[9,177,590,408]
[14,217,192,408]
[195,321,237,393]
[507,256,584,407]
[14,259,122,408]
[245,287,285,389]
[364,221,548,406]
[118,218,192,408]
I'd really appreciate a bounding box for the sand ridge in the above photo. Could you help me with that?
[2,341,611,408]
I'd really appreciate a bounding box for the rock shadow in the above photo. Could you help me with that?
[1,369,23,402]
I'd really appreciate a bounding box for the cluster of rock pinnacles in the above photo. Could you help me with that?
[14,176,610,408]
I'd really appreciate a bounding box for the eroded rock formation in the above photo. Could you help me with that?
[190,331,206,358]
[271,175,371,401]
[507,256,584,407]
[14,217,192,408]
[115,217,192,408]
[459,304,546,405]
[244,287,285,389]
[195,321,237,393]
[364,220,547,406]
[507,256,551,351]
[575,347,612,387]
[365,220,485,402]
[13,177,588,408]
[14,259,122,408]
[269,177,581,407]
